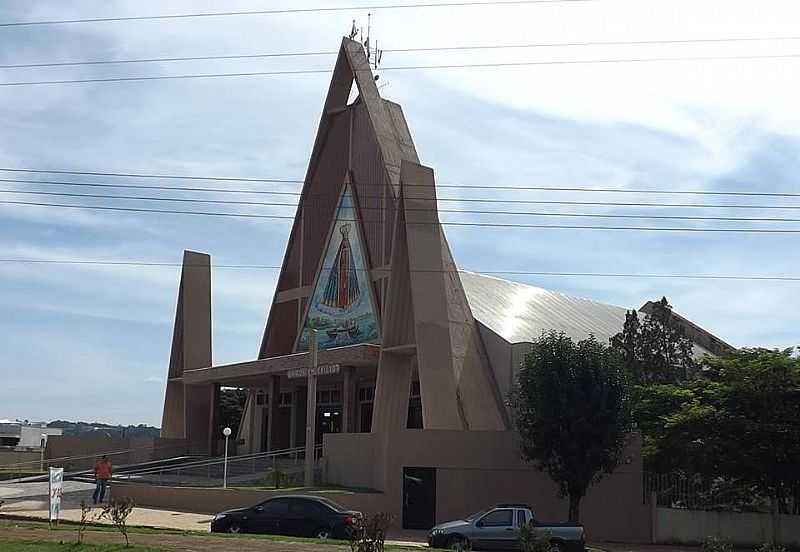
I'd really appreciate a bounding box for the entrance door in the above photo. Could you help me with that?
[317,407,342,444]
[402,467,436,530]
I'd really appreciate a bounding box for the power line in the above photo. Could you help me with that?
[436,184,800,197]
[1,258,798,282]
[0,167,303,184]
[0,169,798,198]
[0,1,592,28]
[4,200,800,233]
[4,53,800,87]
[5,35,800,70]
[2,177,799,210]
[5,188,800,223]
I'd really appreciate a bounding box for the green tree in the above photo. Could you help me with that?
[218,387,247,438]
[610,297,696,386]
[660,348,800,513]
[512,332,631,523]
[609,298,698,472]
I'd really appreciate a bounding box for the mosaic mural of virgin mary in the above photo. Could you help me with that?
[321,225,361,311]
[297,188,379,351]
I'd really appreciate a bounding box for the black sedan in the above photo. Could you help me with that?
[210,495,359,539]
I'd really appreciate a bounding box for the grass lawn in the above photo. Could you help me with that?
[3,521,441,551]
[0,543,163,552]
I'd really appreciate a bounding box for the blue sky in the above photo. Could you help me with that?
[1,0,798,425]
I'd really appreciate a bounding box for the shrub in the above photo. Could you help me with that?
[702,537,734,552]
[756,545,788,552]
[77,500,92,544]
[520,524,552,552]
[98,497,135,547]
[349,512,391,552]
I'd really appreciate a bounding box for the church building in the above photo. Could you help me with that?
[159,37,731,539]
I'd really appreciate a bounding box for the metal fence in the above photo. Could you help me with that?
[644,472,800,515]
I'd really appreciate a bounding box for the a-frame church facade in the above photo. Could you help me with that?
[160,38,731,540]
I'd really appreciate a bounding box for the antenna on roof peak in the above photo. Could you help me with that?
[348,15,384,79]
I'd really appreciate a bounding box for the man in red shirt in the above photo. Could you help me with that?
[92,455,112,504]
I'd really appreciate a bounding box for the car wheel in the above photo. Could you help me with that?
[228,523,242,534]
[549,541,563,552]
[448,535,470,551]
[316,528,332,539]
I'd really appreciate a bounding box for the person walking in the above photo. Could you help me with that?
[92,455,112,504]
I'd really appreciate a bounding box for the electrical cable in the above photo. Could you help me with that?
[1,177,799,210]
[4,188,800,223]
[0,170,797,198]
[3,53,800,86]
[1,258,798,282]
[4,35,800,70]
[4,199,800,232]
[0,1,595,28]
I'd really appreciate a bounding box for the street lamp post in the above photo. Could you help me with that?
[40,434,47,472]
[222,427,232,489]
[304,329,319,488]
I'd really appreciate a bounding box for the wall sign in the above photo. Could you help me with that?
[287,364,341,379]
[48,467,64,523]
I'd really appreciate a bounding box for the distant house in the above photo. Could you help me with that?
[0,419,62,449]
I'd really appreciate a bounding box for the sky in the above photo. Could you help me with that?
[1,0,799,426]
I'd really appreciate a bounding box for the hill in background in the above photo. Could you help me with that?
[47,420,160,439]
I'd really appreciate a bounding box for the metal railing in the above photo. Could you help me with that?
[113,445,324,488]
[644,472,800,515]
[0,441,189,471]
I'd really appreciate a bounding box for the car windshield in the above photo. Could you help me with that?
[465,509,487,521]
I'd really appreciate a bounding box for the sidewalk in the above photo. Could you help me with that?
[1,480,212,532]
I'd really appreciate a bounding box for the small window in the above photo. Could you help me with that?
[517,510,526,528]
[279,392,293,407]
[480,509,513,527]
[407,396,423,429]
[330,389,342,403]
[359,386,375,402]
[260,499,289,515]
[255,391,266,406]
[360,403,373,433]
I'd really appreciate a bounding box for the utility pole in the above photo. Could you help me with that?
[303,329,318,488]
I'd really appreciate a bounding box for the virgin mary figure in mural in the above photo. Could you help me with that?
[320,224,362,341]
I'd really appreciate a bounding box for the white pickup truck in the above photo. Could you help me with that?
[427,503,586,551]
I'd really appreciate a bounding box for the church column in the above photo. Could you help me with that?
[341,366,356,433]
[245,389,257,454]
[265,375,281,451]
[289,385,301,448]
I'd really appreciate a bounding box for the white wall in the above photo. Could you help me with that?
[18,426,62,448]
[655,507,800,546]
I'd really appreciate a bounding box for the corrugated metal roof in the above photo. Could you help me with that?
[460,271,715,357]
[460,271,631,345]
